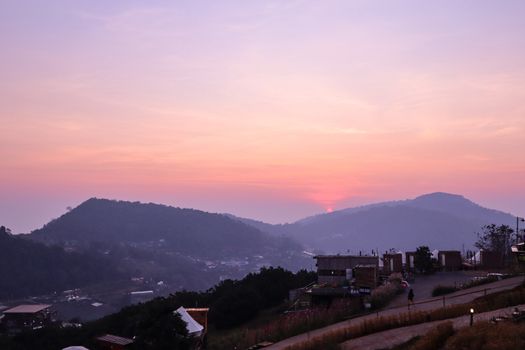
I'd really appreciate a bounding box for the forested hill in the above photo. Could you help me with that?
[0,226,122,299]
[30,198,302,259]
[234,192,516,253]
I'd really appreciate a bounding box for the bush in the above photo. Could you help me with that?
[432,285,459,297]
[284,284,525,350]
[461,276,498,289]
[369,274,403,309]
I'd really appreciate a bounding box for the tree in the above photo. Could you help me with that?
[475,224,514,265]
[414,246,434,274]
[0,226,12,236]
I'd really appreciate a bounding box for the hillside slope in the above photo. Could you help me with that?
[237,192,516,253]
[0,226,122,299]
[29,199,309,290]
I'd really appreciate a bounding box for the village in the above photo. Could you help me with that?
[1,242,524,350]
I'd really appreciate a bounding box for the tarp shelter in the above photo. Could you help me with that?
[175,306,204,337]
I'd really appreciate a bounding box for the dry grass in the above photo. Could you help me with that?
[284,285,525,350]
[409,321,454,350]
[444,321,525,350]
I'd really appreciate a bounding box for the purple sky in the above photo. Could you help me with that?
[1,1,525,233]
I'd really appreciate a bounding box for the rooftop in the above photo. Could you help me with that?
[96,334,134,346]
[3,304,51,314]
[314,255,377,259]
[186,308,210,312]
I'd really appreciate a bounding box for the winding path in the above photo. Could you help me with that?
[264,276,524,350]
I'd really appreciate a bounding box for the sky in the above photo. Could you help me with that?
[1,0,525,233]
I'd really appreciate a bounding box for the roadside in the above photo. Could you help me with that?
[263,275,524,350]
[341,303,525,350]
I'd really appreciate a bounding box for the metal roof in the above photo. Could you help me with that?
[3,304,51,314]
[96,334,134,346]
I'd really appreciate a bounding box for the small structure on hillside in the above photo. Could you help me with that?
[438,250,462,271]
[186,308,209,334]
[479,250,505,269]
[129,290,154,304]
[175,307,208,349]
[353,265,379,289]
[1,304,52,334]
[314,255,379,284]
[511,243,525,265]
[96,334,134,350]
[175,307,205,337]
[382,253,403,274]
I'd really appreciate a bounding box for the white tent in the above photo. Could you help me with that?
[174,307,204,337]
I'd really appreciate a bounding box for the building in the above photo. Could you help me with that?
[405,252,416,272]
[1,304,52,334]
[511,243,525,265]
[382,253,403,274]
[129,290,154,304]
[314,255,379,285]
[438,250,462,271]
[479,250,505,269]
[96,334,134,350]
[186,308,209,334]
[175,307,208,349]
[353,265,379,289]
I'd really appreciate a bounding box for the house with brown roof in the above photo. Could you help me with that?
[1,304,52,334]
[96,334,134,350]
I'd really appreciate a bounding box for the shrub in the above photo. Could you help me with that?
[369,275,403,309]
[461,276,498,289]
[284,285,525,350]
[432,285,459,297]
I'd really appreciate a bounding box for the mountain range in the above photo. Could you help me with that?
[229,192,517,254]
[27,198,308,293]
[1,192,516,302]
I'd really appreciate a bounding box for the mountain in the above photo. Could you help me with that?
[235,192,516,254]
[29,198,309,291]
[0,226,122,299]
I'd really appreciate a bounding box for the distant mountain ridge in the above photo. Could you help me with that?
[29,198,309,292]
[31,198,291,258]
[231,192,516,254]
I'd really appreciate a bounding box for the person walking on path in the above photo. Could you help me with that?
[408,288,415,308]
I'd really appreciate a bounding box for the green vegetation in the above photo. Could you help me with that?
[475,224,514,265]
[370,273,404,309]
[461,275,501,289]
[31,198,302,260]
[0,226,123,299]
[283,282,525,350]
[414,246,434,274]
[0,267,316,350]
[432,285,459,297]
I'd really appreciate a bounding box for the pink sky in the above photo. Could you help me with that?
[1,1,525,233]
